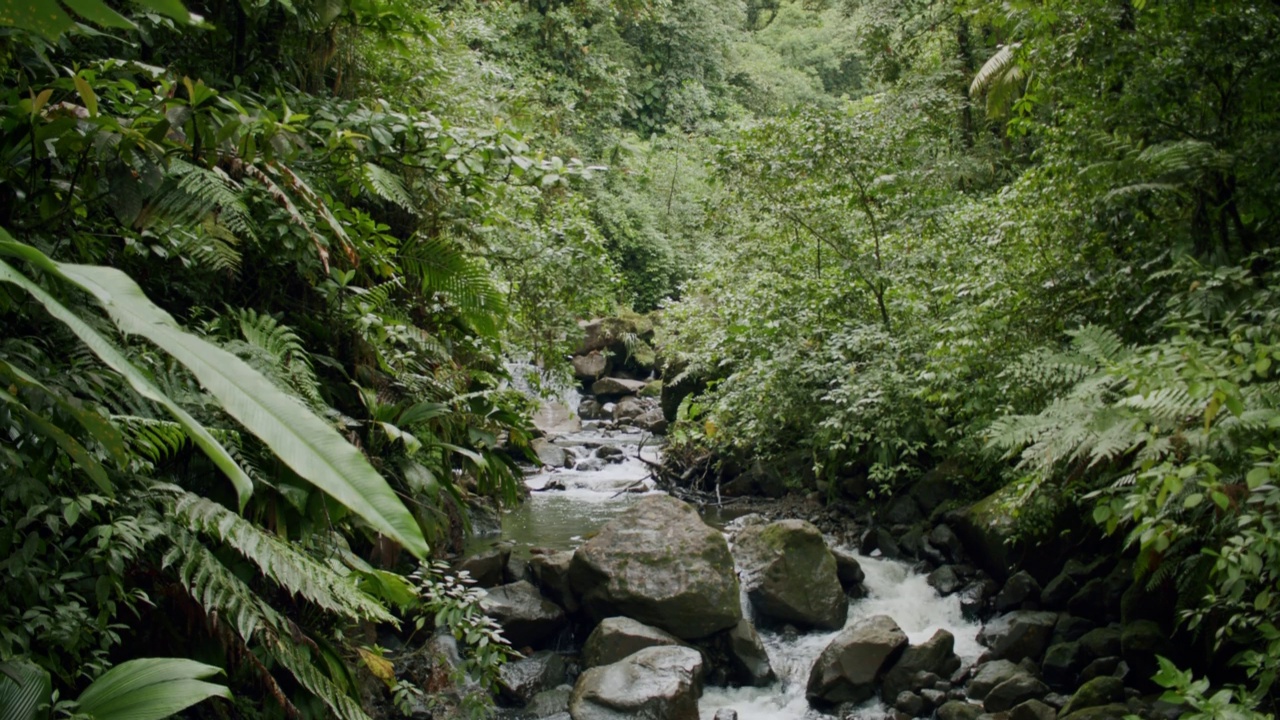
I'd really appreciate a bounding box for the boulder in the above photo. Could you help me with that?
[720,619,775,687]
[530,550,579,613]
[1042,642,1088,690]
[1053,616,1097,645]
[967,660,1025,701]
[578,398,607,420]
[633,408,669,434]
[498,651,567,705]
[1078,628,1121,661]
[928,566,965,596]
[831,547,867,597]
[959,577,999,620]
[582,617,687,669]
[1040,573,1079,609]
[714,710,738,720]
[573,351,610,381]
[938,701,984,720]
[532,438,568,468]
[592,377,648,397]
[1120,620,1173,689]
[528,685,573,717]
[454,547,509,588]
[613,396,646,422]
[570,495,742,639]
[884,496,923,525]
[1060,705,1130,720]
[929,524,966,564]
[1059,677,1125,718]
[734,519,847,630]
[533,400,582,437]
[995,571,1043,612]
[569,646,703,720]
[1011,699,1058,720]
[881,629,962,700]
[1079,657,1123,683]
[1067,579,1109,622]
[478,581,567,649]
[977,611,1059,663]
[950,485,1023,581]
[985,675,1050,713]
[806,615,908,705]
[896,691,926,716]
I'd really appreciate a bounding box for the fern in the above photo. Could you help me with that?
[399,236,506,335]
[232,309,326,411]
[171,490,394,623]
[362,163,416,213]
[267,640,374,720]
[146,159,259,243]
[164,532,285,641]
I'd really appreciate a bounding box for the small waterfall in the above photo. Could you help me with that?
[698,555,984,720]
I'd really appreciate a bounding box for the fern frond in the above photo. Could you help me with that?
[172,491,395,624]
[1118,386,1201,423]
[268,640,374,720]
[114,415,194,461]
[164,532,285,641]
[147,159,258,243]
[399,236,505,331]
[362,163,416,213]
[970,43,1020,97]
[233,309,326,411]
[1069,325,1129,366]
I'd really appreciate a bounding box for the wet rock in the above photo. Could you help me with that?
[922,688,948,709]
[570,495,742,639]
[882,629,962,700]
[951,485,1023,581]
[1067,579,1109,622]
[569,646,704,720]
[960,578,999,620]
[832,547,867,597]
[1120,620,1173,689]
[977,610,1058,663]
[721,619,776,687]
[454,547,509,588]
[578,398,607,420]
[530,550,579,614]
[1059,704,1130,720]
[968,660,1025,701]
[633,408,668,434]
[532,438,568,468]
[928,566,965,596]
[896,691,926,716]
[1040,573,1079,609]
[533,400,582,437]
[1078,628,1121,661]
[984,674,1050,713]
[911,475,954,517]
[1042,642,1088,690]
[582,617,687,669]
[806,615,908,705]
[528,684,573,716]
[938,700,984,720]
[573,351,610,381]
[875,527,904,560]
[929,524,966,564]
[576,458,605,472]
[885,496,924,525]
[506,554,533,584]
[714,710,738,720]
[1052,616,1097,645]
[498,651,567,705]
[478,581,567,649]
[1011,699,1058,720]
[734,519,847,630]
[995,571,1043,612]
[1059,677,1126,718]
[612,396,646,422]
[595,445,625,462]
[592,377,648,397]
[1079,657,1122,683]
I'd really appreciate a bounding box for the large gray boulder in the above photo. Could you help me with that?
[720,619,775,687]
[977,610,1059,663]
[573,351,610,381]
[530,550,579,613]
[734,519,847,630]
[806,615,908,705]
[533,400,582,437]
[592,377,648,397]
[985,675,1051,713]
[569,646,704,720]
[880,629,962,700]
[968,659,1026,700]
[613,396,646,422]
[479,581,567,649]
[532,438,568,468]
[498,651,567,705]
[582,617,687,669]
[570,496,742,639]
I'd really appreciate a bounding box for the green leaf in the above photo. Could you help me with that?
[0,0,75,39]
[0,386,113,494]
[73,73,100,117]
[62,0,135,28]
[0,236,428,558]
[0,660,52,720]
[0,243,254,509]
[131,0,189,22]
[76,658,229,720]
[1246,467,1269,489]
[0,358,128,467]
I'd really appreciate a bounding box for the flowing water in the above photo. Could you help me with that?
[490,378,982,720]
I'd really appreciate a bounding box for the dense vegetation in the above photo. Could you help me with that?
[1,0,1279,717]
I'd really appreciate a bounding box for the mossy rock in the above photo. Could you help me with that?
[640,380,663,398]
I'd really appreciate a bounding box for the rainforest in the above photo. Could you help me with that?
[1,0,1279,719]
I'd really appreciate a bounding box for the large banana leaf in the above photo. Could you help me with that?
[75,658,229,720]
[0,660,51,720]
[0,233,430,559]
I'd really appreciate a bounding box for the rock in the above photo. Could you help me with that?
[1040,573,1079,609]
[995,571,1043,612]
[984,675,1050,713]
[951,487,1024,581]
[528,684,573,716]
[573,351,610,381]
[938,700,984,720]
[714,711,738,720]
[1052,616,1097,645]
[896,691,926,716]
[533,400,582,437]
[530,550,579,613]
[929,525,966,563]
[977,611,1059,663]
[832,547,867,596]
[595,445,626,461]
[575,458,605,472]
[882,629,962,700]
[806,615,908,705]
[498,651,567,705]
[1079,657,1122,683]
[1011,699,1058,720]
[570,495,742,639]
[633,408,668,434]
[1067,579,1109,622]
[613,396,646,422]
[1059,677,1125,718]
[960,577,999,620]
[875,527,904,560]
[455,547,509,588]
[506,554,533,584]
[734,519,847,630]
[478,581,567,649]
[885,496,923,525]
[968,660,1025,701]
[1059,704,1130,720]
[582,617,687,669]
[592,377,648,397]
[578,398,607,420]
[1041,642,1088,690]
[1078,628,1121,661]
[928,566,965,596]
[898,525,936,563]
[721,619,776,687]
[1120,620,1173,689]
[569,646,703,720]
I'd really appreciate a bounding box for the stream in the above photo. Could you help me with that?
[486,389,983,720]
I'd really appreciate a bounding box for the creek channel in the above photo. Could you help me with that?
[478,385,983,720]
